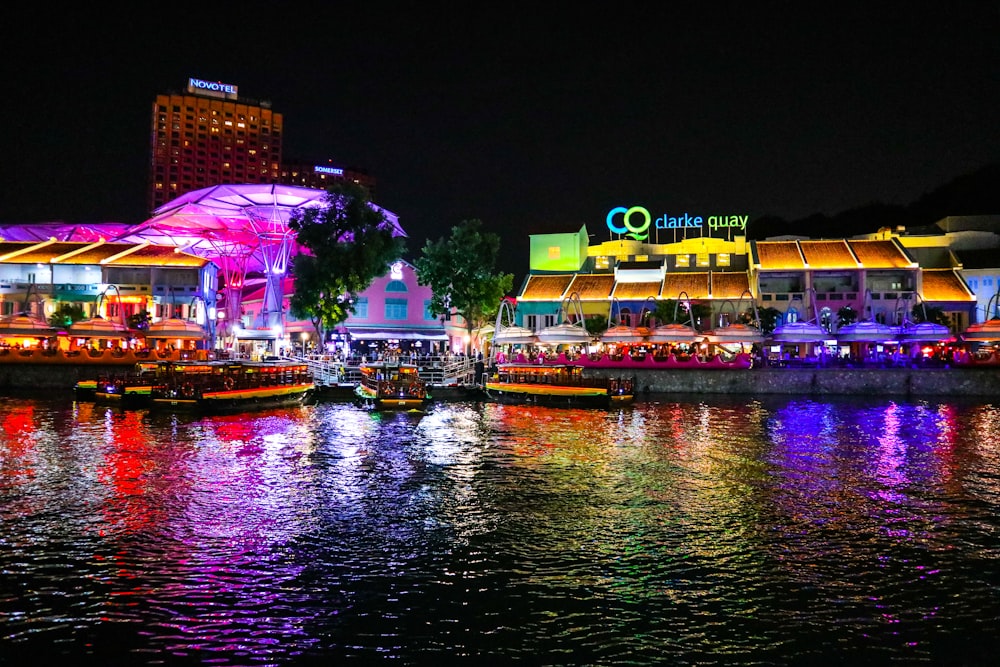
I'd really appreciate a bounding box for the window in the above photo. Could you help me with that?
[526,314,538,330]
[696,253,710,267]
[385,280,407,292]
[676,255,690,268]
[424,300,436,320]
[354,297,368,319]
[717,253,731,267]
[548,246,561,260]
[385,298,408,320]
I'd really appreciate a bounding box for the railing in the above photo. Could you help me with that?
[289,354,478,387]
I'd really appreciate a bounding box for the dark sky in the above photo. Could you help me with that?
[1,3,997,279]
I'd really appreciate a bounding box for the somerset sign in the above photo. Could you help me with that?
[606,206,748,241]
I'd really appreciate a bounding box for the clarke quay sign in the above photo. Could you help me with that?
[187,77,239,100]
[606,206,748,241]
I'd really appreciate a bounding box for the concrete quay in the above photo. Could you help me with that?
[1,363,997,400]
[586,366,1000,398]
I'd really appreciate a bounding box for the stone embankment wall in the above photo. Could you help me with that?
[0,364,121,391]
[2,364,998,398]
[587,367,1000,398]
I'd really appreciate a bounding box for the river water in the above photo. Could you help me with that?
[1,391,999,665]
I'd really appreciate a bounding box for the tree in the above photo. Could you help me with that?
[584,315,607,337]
[48,303,85,328]
[653,299,692,325]
[415,220,514,355]
[837,305,858,326]
[912,303,949,325]
[756,306,782,334]
[287,182,405,345]
[128,310,151,331]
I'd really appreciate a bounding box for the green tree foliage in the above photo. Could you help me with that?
[690,302,714,331]
[837,305,858,326]
[912,304,950,325]
[128,310,151,331]
[287,183,405,343]
[414,220,514,354]
[584,315,607,337]
[756,306,782,334]
[48,303,85,328]
[653,299,691,325]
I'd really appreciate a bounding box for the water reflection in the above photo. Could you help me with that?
[1,394,999,664]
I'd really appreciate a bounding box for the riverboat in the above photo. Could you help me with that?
[355,361,431,410]
[73,378,99,401]
[483,362,635,407]
[91,361,161,407]
[148,360,314,413]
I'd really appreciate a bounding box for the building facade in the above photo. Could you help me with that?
[514,217,981,342]
[0,238,219,345]
[149,77,285,212]
[149,78,379,216]
[279,159,378,202]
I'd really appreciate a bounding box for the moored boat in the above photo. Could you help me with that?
[92,361,160,407]
[148,360,314,413]
[355,361,431,410]
[483,362,635,407]
[73,378,98,401]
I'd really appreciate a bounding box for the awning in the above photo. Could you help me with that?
[233,328,280,341]
[348,328,448,341]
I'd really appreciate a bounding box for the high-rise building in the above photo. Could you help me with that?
[149,77,284,212]
[279,158,378,202]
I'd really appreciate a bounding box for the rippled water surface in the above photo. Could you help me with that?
[2,392,999,665]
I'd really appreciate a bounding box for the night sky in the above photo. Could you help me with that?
[1,3,997,280]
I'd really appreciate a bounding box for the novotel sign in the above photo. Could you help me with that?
[606,206,748,241]
[187,77,239,99]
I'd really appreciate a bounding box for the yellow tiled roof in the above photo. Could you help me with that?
[848,240,912,268]
[62,243,139,264]
[800,240,857,269]
[711,272,750,299]
[663,272,710,299]
[756,241,805,269]
[0,242,54,262]
[921,269,975,302]
[107,245,209,267]
[568,274,616,299]
[612,281,661,299]
[1,242,87,263]
[520,275,573,300]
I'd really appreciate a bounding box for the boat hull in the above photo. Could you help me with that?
[354,384,430,410]
[483,363,635,408]
[151,383,314,413]
[355,361,432,410]
[484,381,634,407]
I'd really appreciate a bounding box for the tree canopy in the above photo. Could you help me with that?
[287,182,405,344]
[414,220,513,353]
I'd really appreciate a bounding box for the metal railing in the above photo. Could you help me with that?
[289,354,478,388]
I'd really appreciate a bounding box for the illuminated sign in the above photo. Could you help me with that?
[314,165,344,176]
[390,262,404,280]
[607,206,748,240]
[187,77,239,99]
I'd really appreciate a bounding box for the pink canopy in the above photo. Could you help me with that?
[3,184,405,337]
